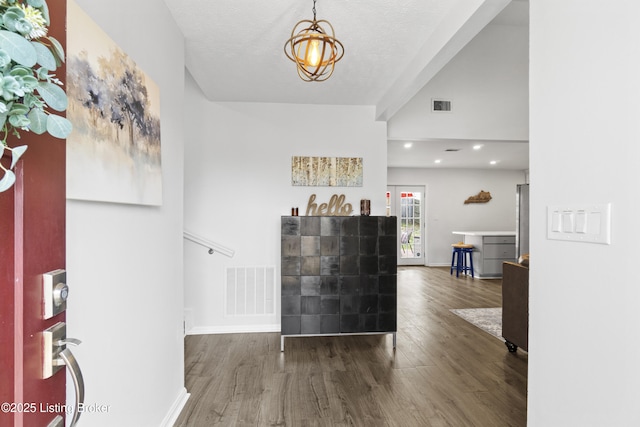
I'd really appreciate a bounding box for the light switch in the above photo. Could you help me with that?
[551,211,561,232]
[562,211,574,233]
[588,212,601,234]
[547,203,611,244]
[575,210,587,233]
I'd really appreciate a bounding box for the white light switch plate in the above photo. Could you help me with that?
[547,203,611,244]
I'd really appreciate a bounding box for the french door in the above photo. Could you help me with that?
[387,186,425,265]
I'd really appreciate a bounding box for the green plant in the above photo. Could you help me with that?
[0,0,71,192]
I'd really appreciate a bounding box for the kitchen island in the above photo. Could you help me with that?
[452,231,516,278]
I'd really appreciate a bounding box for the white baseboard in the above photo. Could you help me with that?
[159,387,190,427]
[187,324,280,335]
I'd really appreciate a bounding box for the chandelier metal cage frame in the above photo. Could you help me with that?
[284,0,344,82]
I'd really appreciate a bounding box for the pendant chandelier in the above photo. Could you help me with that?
[284,0,344,82]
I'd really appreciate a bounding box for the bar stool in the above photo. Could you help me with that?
[450,242,474,278]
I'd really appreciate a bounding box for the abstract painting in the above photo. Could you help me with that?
[292,156,362,187]
[66,0,162,205]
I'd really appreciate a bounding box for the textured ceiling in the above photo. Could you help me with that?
[165,0,514,111]
[164,0,529,169]
[166,0,452,106]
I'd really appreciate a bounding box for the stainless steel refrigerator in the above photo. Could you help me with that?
[516,184,529,259]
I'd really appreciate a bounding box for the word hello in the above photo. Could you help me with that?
[305,194,353,216]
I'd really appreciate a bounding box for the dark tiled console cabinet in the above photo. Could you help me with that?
[281,216,397,350]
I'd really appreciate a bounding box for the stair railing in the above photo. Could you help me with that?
[183,230,235,258]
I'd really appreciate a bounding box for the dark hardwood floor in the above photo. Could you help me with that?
[174,267,527,426]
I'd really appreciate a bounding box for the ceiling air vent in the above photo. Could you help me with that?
[432,98,452,112]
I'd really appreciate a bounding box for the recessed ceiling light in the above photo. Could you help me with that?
[490,160,498,165]
[434,159,442,164]
[404,142,413,148]
[473,144,483,150]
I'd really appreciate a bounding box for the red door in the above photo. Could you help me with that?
[0,2,68,426]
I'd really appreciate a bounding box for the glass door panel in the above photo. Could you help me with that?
[387,186,425,265]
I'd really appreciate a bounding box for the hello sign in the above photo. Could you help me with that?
[305,194,353,216]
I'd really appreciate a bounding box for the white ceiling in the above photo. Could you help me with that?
[164,0,529,170]
[388,139,529,170]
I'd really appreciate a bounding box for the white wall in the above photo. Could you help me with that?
[65,1,186,426]
[388,20,528,142]
[529,1,640,425]
[183,73,387,333]
[388,167,526,265]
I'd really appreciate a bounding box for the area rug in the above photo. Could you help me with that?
[450,307,503,341]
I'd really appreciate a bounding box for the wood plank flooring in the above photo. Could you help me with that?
[174,267,527,426]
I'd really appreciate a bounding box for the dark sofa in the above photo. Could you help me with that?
[502,258,529,352]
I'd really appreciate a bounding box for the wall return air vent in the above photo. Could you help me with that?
[432,98,452,112]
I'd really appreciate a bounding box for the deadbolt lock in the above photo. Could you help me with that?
[43,269,67,319]
[53,281,69,306]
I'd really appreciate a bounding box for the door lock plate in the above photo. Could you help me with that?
[43,269,67,319]
[42,322,65,379]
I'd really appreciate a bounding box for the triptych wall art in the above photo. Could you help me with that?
[66,0,162,205]
[291,156,363,187]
